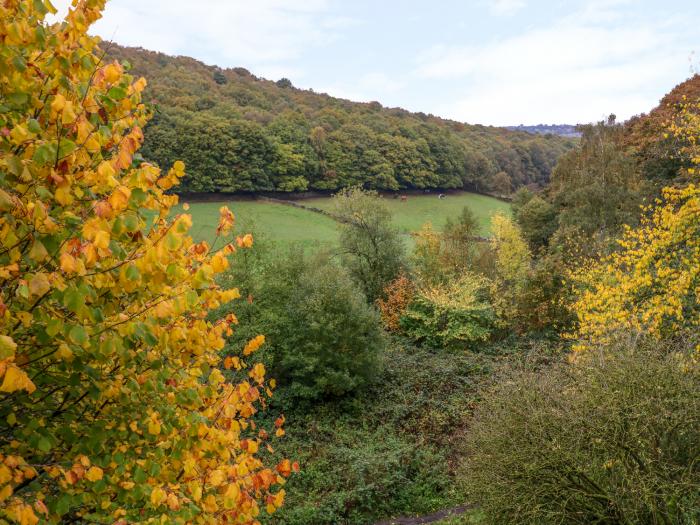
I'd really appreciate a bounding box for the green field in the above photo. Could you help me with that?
[177,192,510,247]
[306,192,511,236]
[174,200,339,248]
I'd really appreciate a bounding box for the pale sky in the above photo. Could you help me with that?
[51,0,699,126]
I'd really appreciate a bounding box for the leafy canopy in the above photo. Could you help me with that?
[0,2,291,523]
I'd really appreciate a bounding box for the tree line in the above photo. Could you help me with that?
[106,45,576,195]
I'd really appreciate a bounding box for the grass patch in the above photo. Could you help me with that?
[174,199,339,248]
[306,192,511,237]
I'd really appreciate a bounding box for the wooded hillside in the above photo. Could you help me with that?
[106,45,577,194]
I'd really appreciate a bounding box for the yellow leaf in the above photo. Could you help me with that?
[189,481,202,502]
[97,161,116,180]
[166,493,180,510]
[108,185,131,212]
[57,344,73,361]
[0,364,36,394]
[150,487,166,506]
[59,252,76,273]
[211,253,228,273]
[50,93,66,114]
[104,63,121,84]
[148,420,161,435]
[28,240,48,262]
[54,185,73,206]
[93,230,110,250]
[0,483,12,502]
[0,464,11,483]
[28,273,50,296]
[243,335,265,356]
[85,466,103,481]
[208,469,226,487]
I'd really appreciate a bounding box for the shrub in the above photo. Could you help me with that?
[489,213,533,330]
[513,194,558,250]
[401,274,495,349]
[222,248,385,400]
[265,342,494,525]
[462,342,700,524]
[376,272,415,331]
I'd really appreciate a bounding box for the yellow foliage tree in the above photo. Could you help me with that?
[0,1,290,523]
[570,100,700,357]
[490,213,532,329]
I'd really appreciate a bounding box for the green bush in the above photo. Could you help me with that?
[400,274,495,349]
[220,246,385,400]
[461,341,700,524]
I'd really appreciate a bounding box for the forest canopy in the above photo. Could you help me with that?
[105,45,577,195]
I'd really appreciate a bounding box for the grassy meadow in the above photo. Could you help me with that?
[177,192,511,247]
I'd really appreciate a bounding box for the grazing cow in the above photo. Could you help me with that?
[400,195,408,202]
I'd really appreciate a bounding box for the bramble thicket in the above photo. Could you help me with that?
[0,2,294,523]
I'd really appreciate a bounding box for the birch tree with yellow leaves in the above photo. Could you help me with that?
[0,1,292,523]
[571,99,700,357]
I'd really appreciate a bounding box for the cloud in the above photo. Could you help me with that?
[487,0,527,16]
[48,0,343,81]
[313,72,405,104]
[415,3,692,125]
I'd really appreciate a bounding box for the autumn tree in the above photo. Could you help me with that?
[570,100,700,358]
[0,2,292,523]
[490,214,533,330]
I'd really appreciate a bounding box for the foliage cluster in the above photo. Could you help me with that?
[103,46,576,194]
[400,274,496,349]
[570,100,700,357]
[0,2,291,524]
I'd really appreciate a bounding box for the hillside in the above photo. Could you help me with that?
[623,74,700,182]
[105,44,576,195]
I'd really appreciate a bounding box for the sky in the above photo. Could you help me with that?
[50,0,699,126]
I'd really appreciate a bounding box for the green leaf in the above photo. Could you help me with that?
[123,213,139,232]
[37,436,52,452]
[125,264,140,281]
[129,188,147,206]
[12,56,27,72]
[8,92,28,106]
[27,118,41,134]
[64,287,84,314]
[32,143,56,166]
[57,138,76,159]
[107,86,127,100]
[68,325,88,345]
[46,318,63,336]
[133,466,147,483]
[33,0,48,15]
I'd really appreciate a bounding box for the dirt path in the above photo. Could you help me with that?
[373,504,473,525]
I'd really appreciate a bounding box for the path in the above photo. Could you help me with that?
[373,504,472,525]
